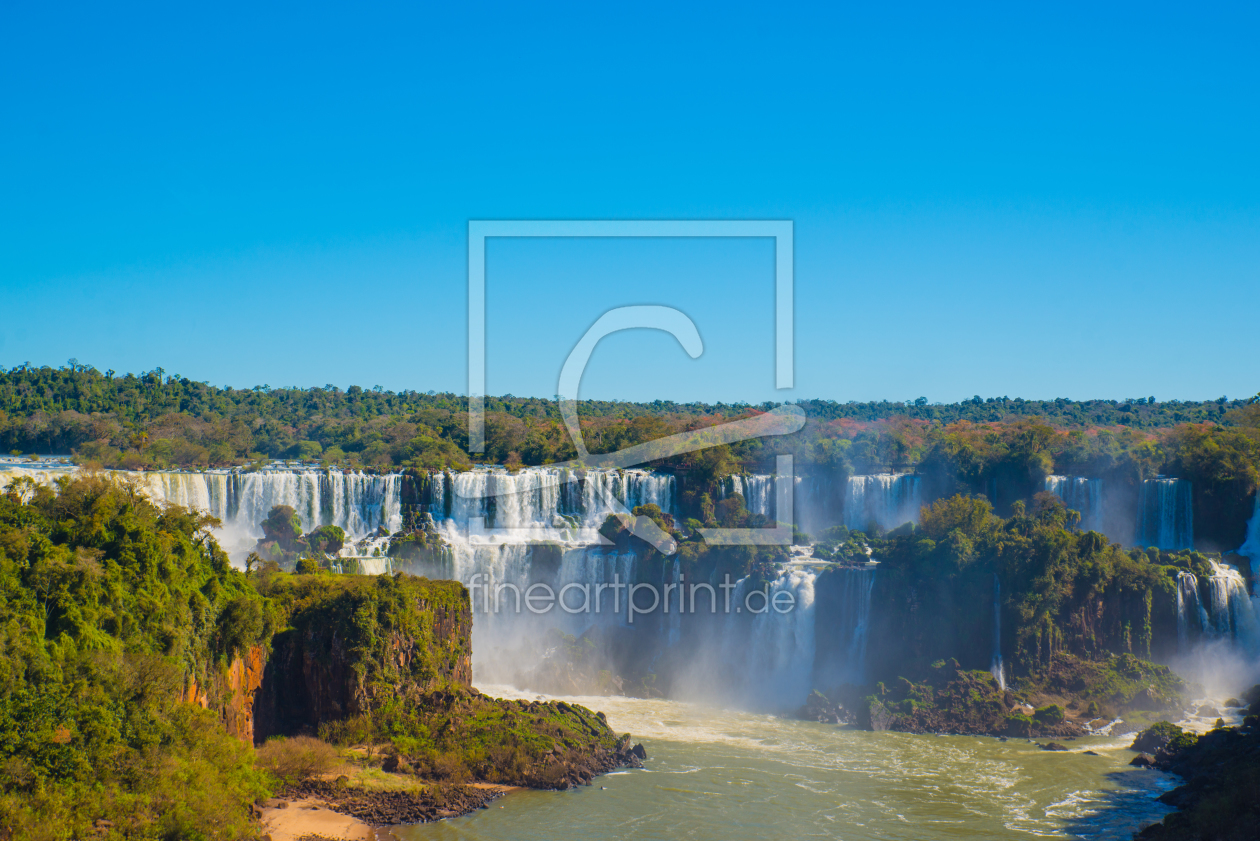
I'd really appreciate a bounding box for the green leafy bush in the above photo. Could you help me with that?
[255,736,341,783]
[1033,704,1065,725]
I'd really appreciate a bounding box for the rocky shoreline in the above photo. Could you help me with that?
[1125,686,1260,840]
[264,730,648,833]
[799,653,1186,739]
[278,779,505,826]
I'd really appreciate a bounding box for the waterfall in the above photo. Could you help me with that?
[805,566,877,695]
[433,466,674,536]
[1202,560,1260,652]
[1239,494,1260,634]
[843,474,921,532]
[989,575,1006,690]
[1176,571,1204,652]
[666,557,683,647]
[835,567,876,685]
[412,467,675,681]
[1135,478,1193,550]
[143,468,403,559]
[725,474,775,517]
[742,569,818,709]
[1044,475,1103,531]
[1239,494,1260,570]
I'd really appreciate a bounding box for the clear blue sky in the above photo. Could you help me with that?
[2,2,1256,404]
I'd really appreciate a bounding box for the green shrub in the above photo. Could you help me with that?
[1132,721,1185,753]
[295,557,323,575]
[255,736,341,782]
[1034,704,1065,725]
[1166,731,1199,755]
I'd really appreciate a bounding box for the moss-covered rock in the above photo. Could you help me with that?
[253,573,472,740]
[250,571,645,790]
[1136,723,1260,840]
[1131,721,1186,754]
[322,690,643,790]
[856,652,1185,737]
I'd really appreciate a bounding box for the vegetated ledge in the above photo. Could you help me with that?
[0,472,644,840]
[801,653,1187,738]
[1126,686,1260,841]
[246,572,647,823]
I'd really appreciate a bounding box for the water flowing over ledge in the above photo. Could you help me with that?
[3,461,1258,714]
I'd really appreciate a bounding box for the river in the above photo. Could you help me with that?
[395,686,1186,841]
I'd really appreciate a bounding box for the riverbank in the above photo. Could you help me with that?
[259,779,516,840]
[800,653,1187,739]
[1123,686,1260,839]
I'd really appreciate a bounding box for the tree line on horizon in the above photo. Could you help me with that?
[0,364,1256,507]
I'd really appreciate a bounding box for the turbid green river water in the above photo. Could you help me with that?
[393,686,1205,841]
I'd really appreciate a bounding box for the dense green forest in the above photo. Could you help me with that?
[0,474,635,839]
[1,364,1256,476]
[0,473,273,839]
[863,492,1196,674]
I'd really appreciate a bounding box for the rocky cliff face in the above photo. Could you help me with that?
[253,574,472,743]
[183,644,268,743]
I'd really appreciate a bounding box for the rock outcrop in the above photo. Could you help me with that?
[254,574,472,742]
[183,643,268,743]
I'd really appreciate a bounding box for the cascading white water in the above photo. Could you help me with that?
[723,474,776,518]
[413,467,675,681]
[1176,571,1204,652]
[433,467,674,537]
[990,574,1006,691]
[844,474,921,532]
[1135,477,1193,550]
[144,468,403,559]
[742,569,818,709]
[1202,560,1260,653]
[1044,475,1103,532]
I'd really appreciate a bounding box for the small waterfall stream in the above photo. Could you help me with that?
[990,575,1006,691]
[723,474,776,518]
[1135,478,1194,550]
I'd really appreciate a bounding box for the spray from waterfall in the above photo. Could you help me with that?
[1239,494,1260,627]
